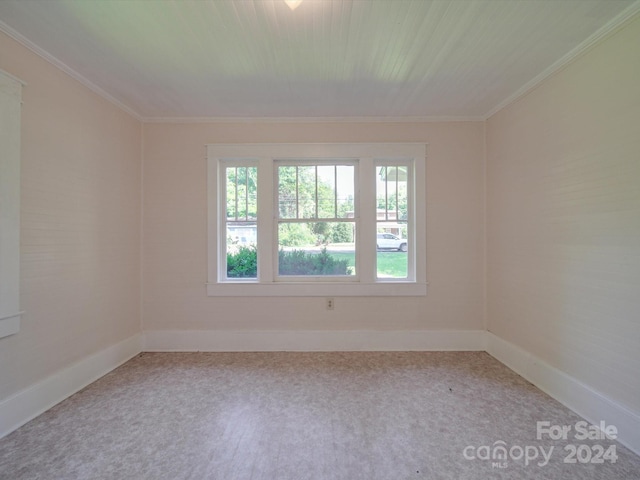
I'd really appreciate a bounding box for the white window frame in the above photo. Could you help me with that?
[207,143,427,296]
[0,69,24,338]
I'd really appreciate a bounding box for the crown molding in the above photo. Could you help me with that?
[143,115,485,124]
[0,20,143,122]
[483,0,640,120]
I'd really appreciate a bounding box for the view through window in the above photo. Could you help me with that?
[208,144,426,297]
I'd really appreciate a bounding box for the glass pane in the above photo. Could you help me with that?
[226,222,257,279]
[336,165,355,218]
[236,167,247,218]
[245,167,258,220]
[278,166,297,219]
[226,168,237,220]
[377,165,408,221]
[317,165,336,218]
[376,250,408,279]
[298,166,316,219]
[278,222,355,276]
[226,166,258,221]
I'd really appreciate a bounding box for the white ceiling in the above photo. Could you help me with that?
[0,0,638,120]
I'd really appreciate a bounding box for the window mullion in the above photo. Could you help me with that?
[257,157,274,282]
[358,158,376,283]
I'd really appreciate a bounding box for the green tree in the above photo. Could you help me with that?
[227,245,257,278]
[278,248,352,276]
[377,168,408,221]
[227,164,356,247]
[279,223,316,247]
[311,222,331,245]
[226,166,257,220]
[278,165,352,245]
[278,165,337,219]
[330,222,353,243]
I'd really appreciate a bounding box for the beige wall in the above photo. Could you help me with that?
[0,32,142,400]
[142,122,485,332]
[486,15,640,413]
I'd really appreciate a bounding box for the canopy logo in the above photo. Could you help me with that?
[463,441,553,469]
[463,420,618,469]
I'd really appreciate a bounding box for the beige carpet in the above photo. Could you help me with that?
[0,351,638,479]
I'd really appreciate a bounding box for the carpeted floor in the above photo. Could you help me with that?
[0,351,638,479]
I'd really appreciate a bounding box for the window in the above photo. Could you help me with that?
[0,69,23,338]
[207,143,426,296]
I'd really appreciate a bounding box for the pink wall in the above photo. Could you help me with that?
[0,32,142,399]
[486,15,640,412]
[142,121,485,332]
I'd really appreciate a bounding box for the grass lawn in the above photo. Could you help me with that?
[329,251,408,278]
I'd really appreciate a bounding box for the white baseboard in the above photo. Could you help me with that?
[0,333,142,439]
[143,329,487,352]
[486,332,640,456]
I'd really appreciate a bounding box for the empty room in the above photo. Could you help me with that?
[1,0,639,478]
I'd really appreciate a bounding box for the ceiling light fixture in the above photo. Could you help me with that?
[284,0,303,10]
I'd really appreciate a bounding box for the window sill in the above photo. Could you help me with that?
[206,282,427,297]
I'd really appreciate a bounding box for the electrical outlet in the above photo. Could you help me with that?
[326,298,334,310]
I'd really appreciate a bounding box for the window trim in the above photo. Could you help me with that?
[207,143,427,297]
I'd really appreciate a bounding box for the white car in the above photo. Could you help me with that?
[377,233,408,252]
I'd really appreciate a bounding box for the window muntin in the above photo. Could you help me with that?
[207,143,426,297]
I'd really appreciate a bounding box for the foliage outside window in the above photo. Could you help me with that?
[277,162,356,278]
